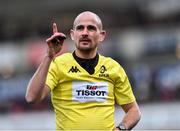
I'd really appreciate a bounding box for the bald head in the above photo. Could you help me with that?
[73,11,103,30]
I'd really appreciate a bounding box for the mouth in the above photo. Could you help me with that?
[79,39,91,45]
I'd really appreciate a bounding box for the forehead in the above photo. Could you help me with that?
[74,14,100,29]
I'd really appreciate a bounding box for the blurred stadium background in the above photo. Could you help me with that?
[0,0,180,130]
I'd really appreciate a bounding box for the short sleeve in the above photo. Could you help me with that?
[46,60,60,91]
[114,65,136,105]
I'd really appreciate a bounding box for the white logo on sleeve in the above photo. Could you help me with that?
[72,81,108,102]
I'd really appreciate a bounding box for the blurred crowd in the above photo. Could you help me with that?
[0,0,180,113]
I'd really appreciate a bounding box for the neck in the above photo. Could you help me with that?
[75,49,97,59]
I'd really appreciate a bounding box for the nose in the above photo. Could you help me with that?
[82,27,88,36]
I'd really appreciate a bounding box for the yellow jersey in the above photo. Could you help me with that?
[46,53,135,130]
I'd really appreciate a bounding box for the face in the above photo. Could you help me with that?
[70,13,106,52]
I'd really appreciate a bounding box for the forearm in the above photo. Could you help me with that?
[25,55,52,103]
[121,104,141,130]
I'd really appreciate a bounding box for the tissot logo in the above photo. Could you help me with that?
[72,81,108,102]
[68,66,80,73]
[99,65,109,77]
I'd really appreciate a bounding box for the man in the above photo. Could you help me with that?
[26,11,141,130]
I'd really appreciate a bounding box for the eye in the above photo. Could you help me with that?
[76,25,84,31]
[87,25,97,31]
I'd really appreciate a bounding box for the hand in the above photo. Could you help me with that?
[46,22,66,59]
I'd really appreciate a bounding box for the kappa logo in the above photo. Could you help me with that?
[68,66,81,73]
[99,65,109,77]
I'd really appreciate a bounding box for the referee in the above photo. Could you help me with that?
[26,11,141,131]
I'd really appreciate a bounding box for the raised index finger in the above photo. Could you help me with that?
[52,22,59,34]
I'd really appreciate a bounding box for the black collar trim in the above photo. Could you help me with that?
[72,51,99,74]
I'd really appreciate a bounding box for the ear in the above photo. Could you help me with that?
[99,30,106,42]
[70,29,74,41]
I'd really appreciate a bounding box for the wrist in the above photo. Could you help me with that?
[45,54,54,61]
[41,55,54,66]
